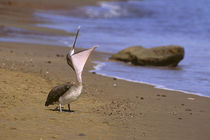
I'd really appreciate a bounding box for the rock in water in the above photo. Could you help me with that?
[110,45,184,67]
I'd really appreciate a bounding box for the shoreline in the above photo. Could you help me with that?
[91,65,208,98]
[91,60,209,98]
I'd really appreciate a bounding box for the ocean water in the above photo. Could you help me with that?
[1,0,210,97]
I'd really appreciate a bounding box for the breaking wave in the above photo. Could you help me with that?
[71,1,153,18]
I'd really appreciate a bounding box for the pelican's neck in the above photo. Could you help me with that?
[75,72,82,85]
[78,81,83,86]
[75,80,82,87]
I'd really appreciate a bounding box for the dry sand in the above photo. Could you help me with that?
[0,0,210,140]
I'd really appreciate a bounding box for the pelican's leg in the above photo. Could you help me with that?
[59,104,62,112]
[68,104,71,112]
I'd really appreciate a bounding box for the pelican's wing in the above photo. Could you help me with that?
[45,82,73,106]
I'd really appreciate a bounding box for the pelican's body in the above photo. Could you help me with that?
[45,26,96,112]
[45,82,82,104]
[59,84,82,105]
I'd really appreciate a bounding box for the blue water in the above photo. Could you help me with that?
[1,0,210,97]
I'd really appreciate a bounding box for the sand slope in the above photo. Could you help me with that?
[0,68,120,140]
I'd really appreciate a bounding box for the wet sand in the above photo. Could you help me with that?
[0,0,210,140]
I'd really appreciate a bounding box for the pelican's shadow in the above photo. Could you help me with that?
[48,107,75,113]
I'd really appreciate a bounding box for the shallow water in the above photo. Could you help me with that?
[1,0,210,97]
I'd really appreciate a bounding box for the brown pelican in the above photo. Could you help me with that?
[45,26,97,112]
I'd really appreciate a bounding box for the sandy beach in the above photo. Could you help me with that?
[0,0,210,140]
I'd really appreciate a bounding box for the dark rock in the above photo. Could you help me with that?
[185,108,192,111]
[110,45,184,67]
[56,54,64,57]
[47,61,51,64]
[140,97,144,100]
[113,78,117,80]
[78,133,86,136]
[10,127,17,130]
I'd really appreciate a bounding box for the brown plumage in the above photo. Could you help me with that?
[45,82,73,106]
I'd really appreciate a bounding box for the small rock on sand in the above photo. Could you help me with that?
[10,127,17,130]
[185,108,192,111]
[56,54,64,57]
[113,78,117,80]
[78,133,86,136]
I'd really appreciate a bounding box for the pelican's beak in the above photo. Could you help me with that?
[66,26,80,71]
[66,46,97,82]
